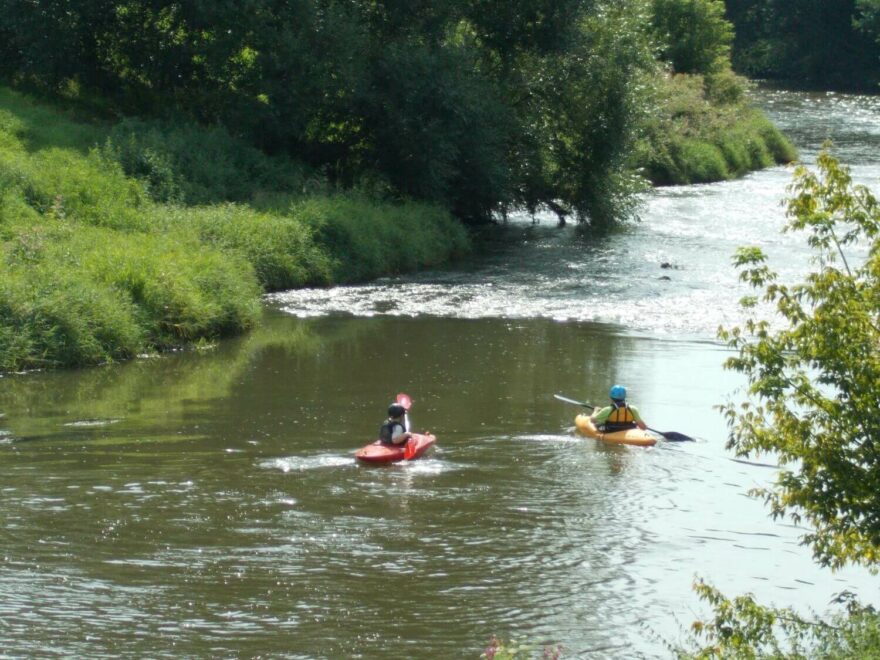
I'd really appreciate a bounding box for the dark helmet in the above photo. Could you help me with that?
[388,403,406,418]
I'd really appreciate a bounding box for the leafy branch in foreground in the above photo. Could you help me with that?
[718,146,880,571]
[679,581,880,659]
[481,635,562,659]
[678,147,880,657]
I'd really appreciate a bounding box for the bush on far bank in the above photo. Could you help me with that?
[0,86,470,371]
[632,72,798,186]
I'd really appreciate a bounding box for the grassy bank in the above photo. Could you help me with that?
[0,71,796,372]
[0,87,470,371]
[633,71,798,185]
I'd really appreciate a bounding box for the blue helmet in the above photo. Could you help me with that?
[609,384,626,400]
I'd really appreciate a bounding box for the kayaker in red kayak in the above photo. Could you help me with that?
[590,385,648,432]
[378,403,413,446]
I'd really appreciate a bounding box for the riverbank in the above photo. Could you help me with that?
[633,72,798,185]
[0,86,470,371]
[0,74,794,372]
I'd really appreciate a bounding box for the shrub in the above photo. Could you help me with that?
[678,580,880,658]
[675,139,729,182]
[756,117,799,164]
[80,229,261,345]
[295,194,470,282]
[632,73,797,185]
[165,203,334,291]
[0,264,144,370]
[99,118,317,204]
[0,85,472,371]
[714,130,753,176]
[704,68,748,105]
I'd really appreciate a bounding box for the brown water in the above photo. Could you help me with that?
[1,89,879,658]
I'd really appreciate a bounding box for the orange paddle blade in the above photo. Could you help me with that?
[404,437,416,460]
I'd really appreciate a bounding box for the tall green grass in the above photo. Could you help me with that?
[293,195,471,282]
[0,86,470,371]
[0,219,261,370]
[98,118,318,204]
[0,263,144,370]
[633,72,798,185]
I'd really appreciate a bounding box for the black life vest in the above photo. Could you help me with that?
[379,419,404,444]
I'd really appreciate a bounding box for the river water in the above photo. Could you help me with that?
[1,89,879,658]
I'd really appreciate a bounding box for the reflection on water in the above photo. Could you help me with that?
[0,314,875,658]
[1,88,880,658]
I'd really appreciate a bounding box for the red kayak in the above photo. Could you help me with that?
[355,433,437,464]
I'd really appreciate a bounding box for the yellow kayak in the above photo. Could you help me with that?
[575,413,657,447]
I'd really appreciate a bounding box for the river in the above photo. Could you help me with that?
[1,88,879,658]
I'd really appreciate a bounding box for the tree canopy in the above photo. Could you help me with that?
[723,0,880,91]
[650,0,733,75]
[0,0,662,226]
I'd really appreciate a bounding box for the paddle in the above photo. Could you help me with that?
[554,394,597,408]
[645,428,695,443]
[397,392,416,459]
[396,392,412,431]
[553,393,696,442]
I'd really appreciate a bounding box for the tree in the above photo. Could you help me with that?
[723,0,880,91]
[513,1,655,227]
[0,0,659,226]
[650,0,733,75]
[855,0,880,55]
[678,147,880,658]
[719,146,880,570]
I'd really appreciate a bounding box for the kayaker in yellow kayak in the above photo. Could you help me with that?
[378,403,414,446]
[590,385,648,432]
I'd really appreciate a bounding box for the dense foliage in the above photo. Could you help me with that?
[719,148,880,570]
[0,0,795,224]
[637,0,795,185]
[724,1,880,91]
[0,0,660,226]
[680,581,880,658]
[0,87,468,370]
[632,70,795,186]
[678,149,880,657]
[0,0,795,369]
[650,0,733,75]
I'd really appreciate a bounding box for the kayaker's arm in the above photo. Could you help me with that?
[391,425,413,445]
[589,406,610,424]
[629,405,648,431]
